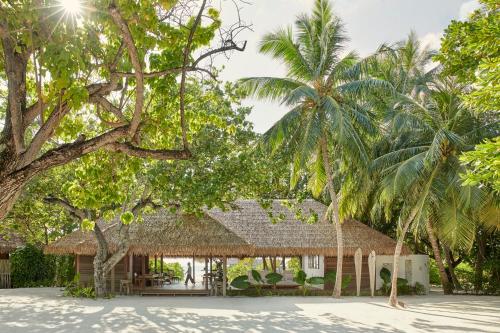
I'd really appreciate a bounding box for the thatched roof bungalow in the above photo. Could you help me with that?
[44,199,427,295]
[207,199,408,256]
[0,233,24,257]
[45,210,251,257]
[46,199,406,257]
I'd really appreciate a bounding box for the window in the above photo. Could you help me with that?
[308,255,320,269]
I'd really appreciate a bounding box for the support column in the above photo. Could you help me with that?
[160,254,163,274]
[223,256,227,297]
[282,256,286,270]
[111,266,115,293]
[154,255,157,273]
[192,256,196,283]
[128,254,133,280]
[76,255,80,286]
[204,257,209,290]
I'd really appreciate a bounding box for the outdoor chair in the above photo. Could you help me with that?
[119,279,132,295]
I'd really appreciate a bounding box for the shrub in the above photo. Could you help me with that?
[227,258,254,282]
[429,259,441,285]
[64,274,96,298]
[230,275,250,290]
[414,282,426,295]
[149,260,184,280]
[10,244,55,287]
[286,257,301,275]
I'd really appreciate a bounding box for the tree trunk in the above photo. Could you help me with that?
[444,245,461,290]
[262,257,268,270]
[388,216,412,307]
[93,223,109,298]
[426,220,453,294]
[320,137,343,298]
[474,229,486,294]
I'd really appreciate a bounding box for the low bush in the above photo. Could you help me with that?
[64,274,96,298]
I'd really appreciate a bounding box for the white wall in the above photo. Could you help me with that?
[302,255,325,278]
[375,255,429,293]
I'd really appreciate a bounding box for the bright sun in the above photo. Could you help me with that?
[59,0,82,15]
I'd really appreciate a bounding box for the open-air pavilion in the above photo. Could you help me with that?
[45,199,428,296]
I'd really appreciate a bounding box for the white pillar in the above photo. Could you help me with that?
[223,256,227,297]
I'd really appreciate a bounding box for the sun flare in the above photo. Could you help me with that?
[59,0,82,15]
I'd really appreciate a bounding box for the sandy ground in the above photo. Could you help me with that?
[0,288,499,333]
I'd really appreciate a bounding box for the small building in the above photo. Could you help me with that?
[0,233,24,288]
[45,199,429,294]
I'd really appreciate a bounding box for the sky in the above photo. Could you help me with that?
[213,0,480,133]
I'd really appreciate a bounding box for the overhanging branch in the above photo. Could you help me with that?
[104,142,191,160]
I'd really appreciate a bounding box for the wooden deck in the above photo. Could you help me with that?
[140,288,210,296]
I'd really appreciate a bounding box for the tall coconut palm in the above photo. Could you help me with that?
[371,57,496,306]
[240,0,388,297]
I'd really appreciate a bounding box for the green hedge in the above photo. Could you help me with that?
[10,244,74,288]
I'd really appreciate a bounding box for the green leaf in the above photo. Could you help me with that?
[251,269,263,283]
[81,219,95,231]
[265,272,283,285]
[230,275,250,290]
[120,211,134,225]
[306,276,324,285]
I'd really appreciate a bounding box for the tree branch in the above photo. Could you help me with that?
[104,142,191,160]
[43,196,86,221]
[109,4,144,138]
[179,0,207,150]
[114,66,215,79]
[19,101,71,168]
[90,95,127,123]
[192,40,247,67]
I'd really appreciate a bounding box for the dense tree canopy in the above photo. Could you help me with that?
[0,0,246,220]
[436,0,499,113]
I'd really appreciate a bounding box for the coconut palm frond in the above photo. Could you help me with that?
[238,77,304,103]
[259,27,314,80]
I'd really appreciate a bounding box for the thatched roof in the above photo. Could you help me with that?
[207,200,408,256]
[45,199,408,257]
[45,210,251,256]
[0,233,24,254]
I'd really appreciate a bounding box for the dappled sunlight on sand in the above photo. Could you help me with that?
[0,288,499,333]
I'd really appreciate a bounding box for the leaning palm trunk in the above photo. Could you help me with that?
[444,245,462,290]
[426,220,453,294]
[320,138,343,298]
[388,216,412,307]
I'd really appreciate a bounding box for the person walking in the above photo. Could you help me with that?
[185,262,195,285]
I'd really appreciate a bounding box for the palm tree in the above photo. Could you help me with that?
[240,0,388,297]
[370,37,496,306]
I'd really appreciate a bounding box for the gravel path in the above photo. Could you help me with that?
[0,288,499,333]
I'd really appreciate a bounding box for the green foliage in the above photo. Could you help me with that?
[460,137,500,196]
[286,257,301,275]
[230,275,250,290]
[148,260,184,280]
[251,269,264,283]
[239,0,382,219]
[64,274,96,299]
[293,270,324,296]
[414,282,426,295]
[293,270,307,285]
[436,0,499,112]
[379,267,392,295]
[265,272,283,287]
[228,258,254,282]
[323,271,352,290]
[120,211,135,225]
[429,260,442,285]
[10,244,56,288]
